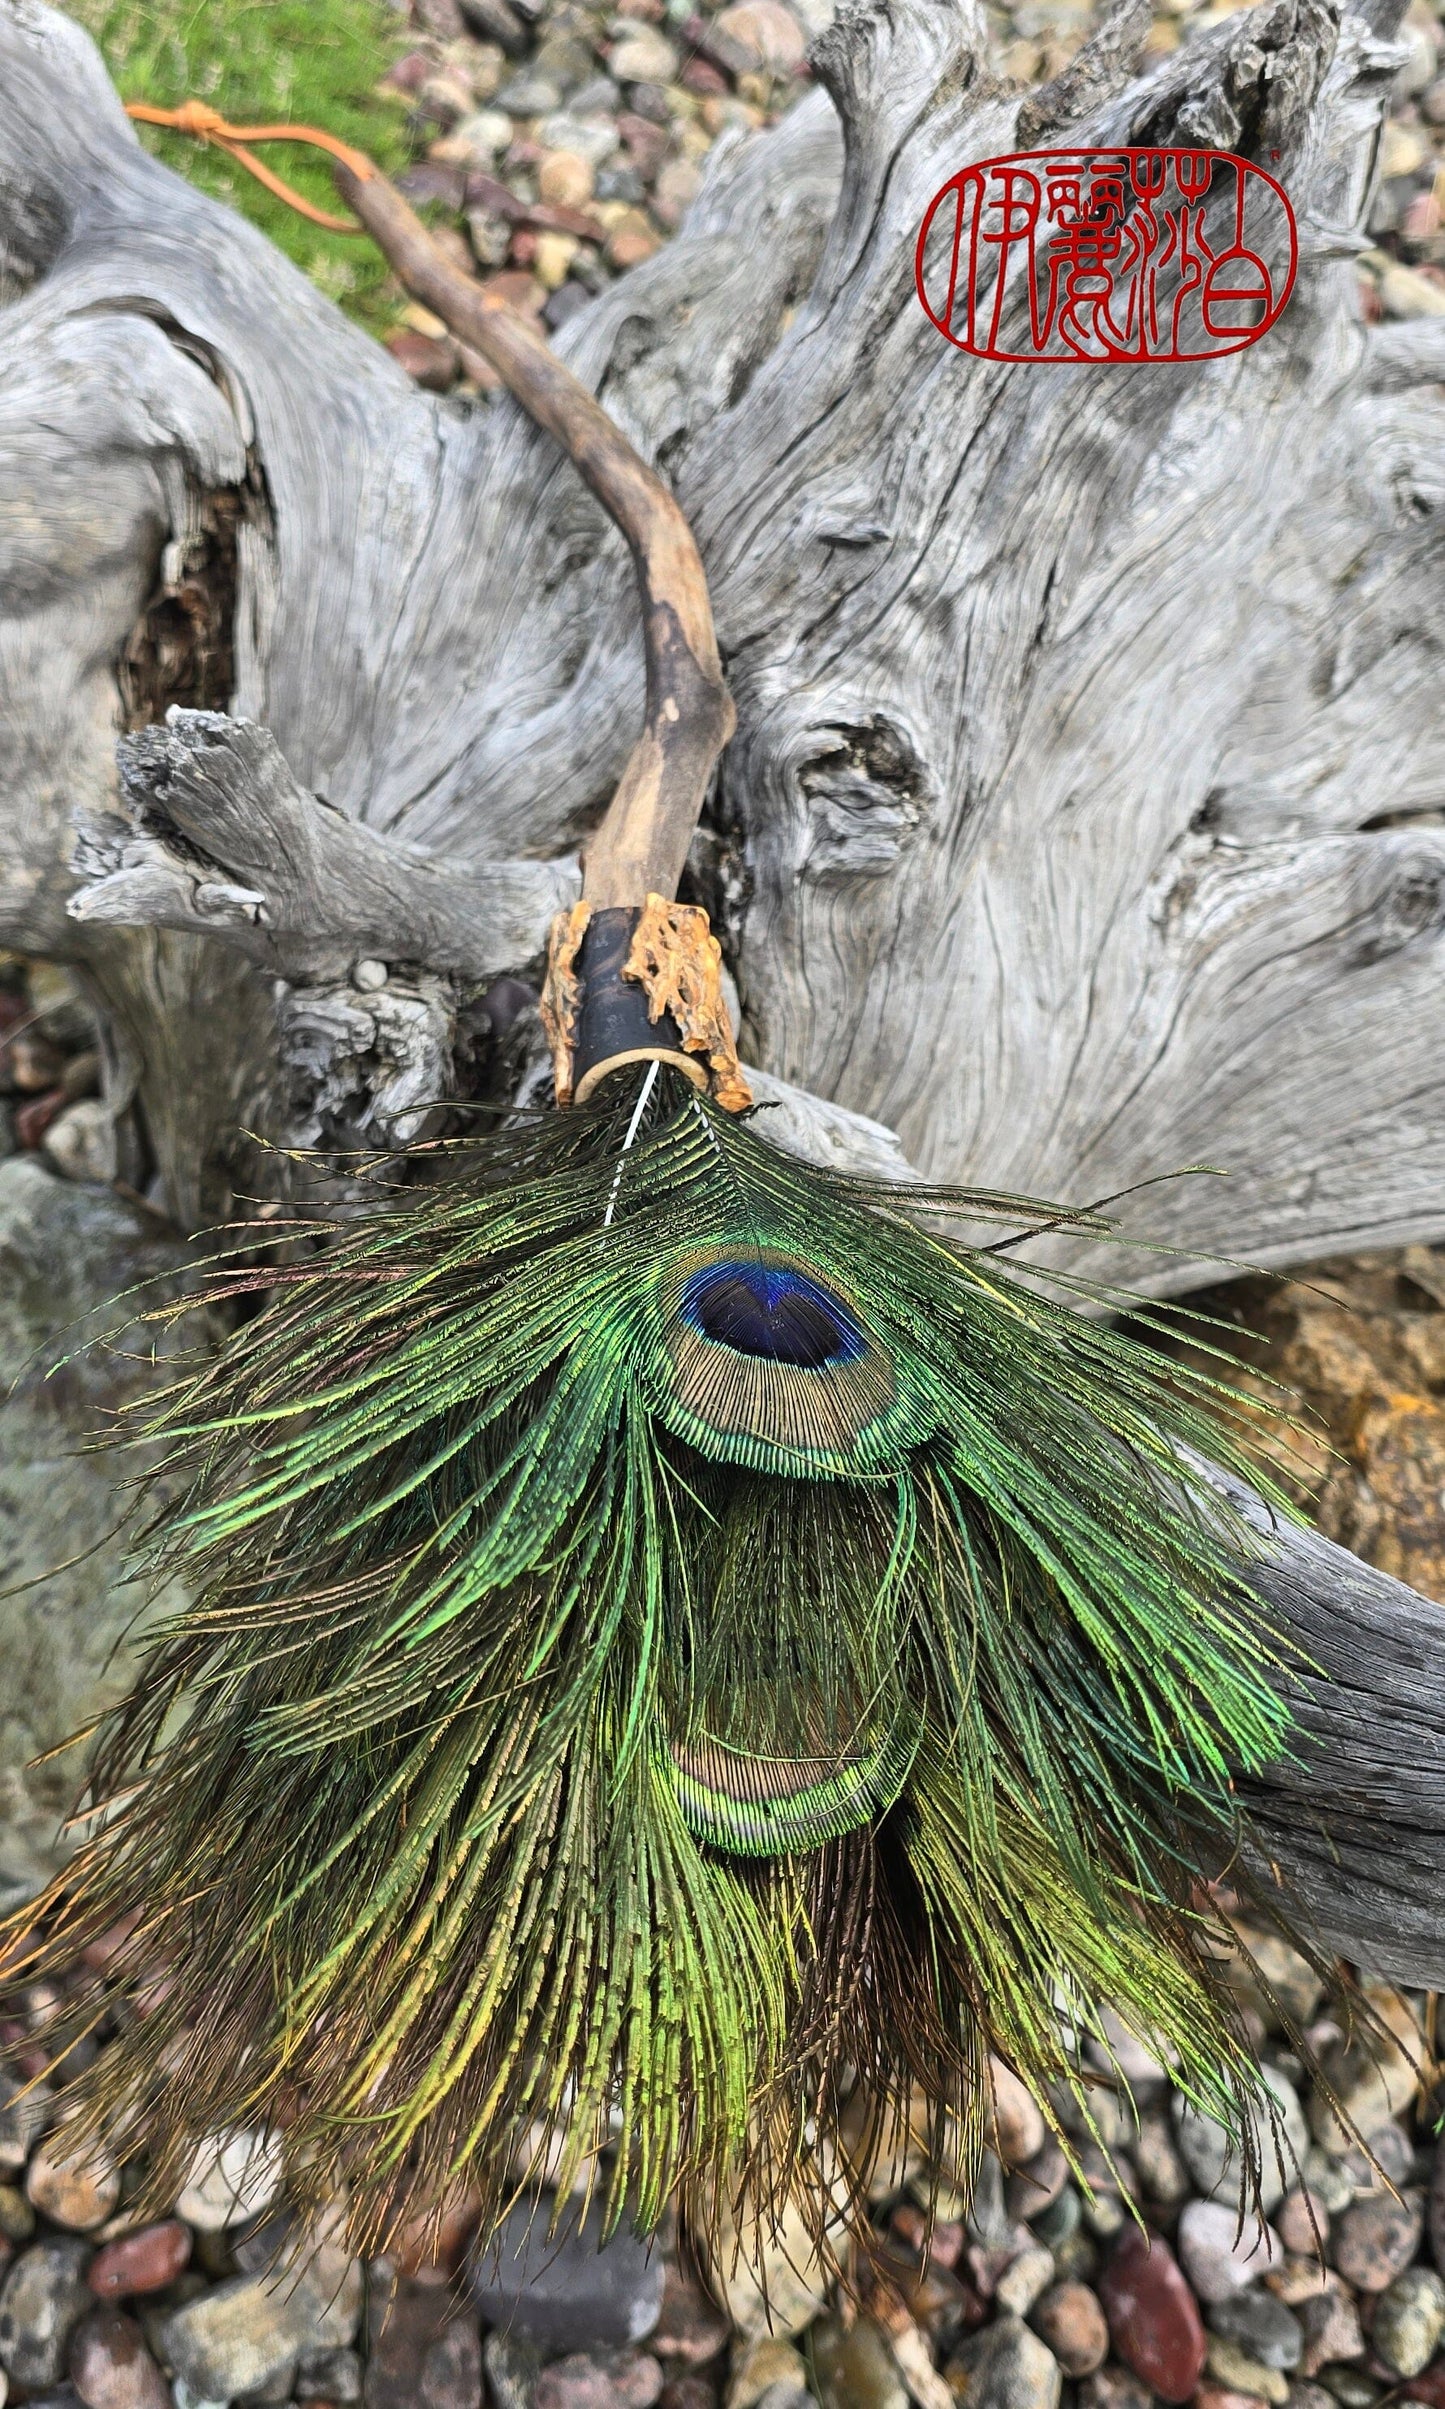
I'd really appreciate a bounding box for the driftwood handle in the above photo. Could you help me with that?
[119,108,744,1102]
[331,163,746,1105]
[333,163,736,913]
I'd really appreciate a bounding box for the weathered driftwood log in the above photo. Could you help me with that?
[3,0,1445,1977]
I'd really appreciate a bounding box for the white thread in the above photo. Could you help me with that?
[603,1059,661,1228]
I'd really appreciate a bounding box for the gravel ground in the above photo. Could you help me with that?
[369,0,1445,394]
[0,1887,1441,2409]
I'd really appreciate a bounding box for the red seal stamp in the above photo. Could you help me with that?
[916,146,1297,363]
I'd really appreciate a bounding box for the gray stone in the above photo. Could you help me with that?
[1031,2190,1080,2253]
[1172,2066,1307,2216]
[566,77,621,117]
[1337,2122,1413,2197]
[1332,2190,1424,2292]
[496,71,562,112]
[1302,2152,1355,2219]
[0,1159,194,1912]
[1082,2009,1173,2096]
[1177,2200,1284,2305]
[812,2315,907,2409]
[1297,2282,1365,2379]
[536,112,621,166]
[237,2364,297,2405]
[1007,2139,1068,2226]
[1078,2378,1152,2409]
[485,2330,542,2409]
[1208,2289,1304,2371]
[530,34,596,91]
[472,2198,663,2351]
[160,2217,361,2403]
[1133,2106,1190,2207]
[1369,2266,1445,2378]
[1207,2334,1290,2403]
[298,2343,364,2400]
[41,1099,115,1185]
[0,2237,93,2390]
[1316,2373,1381,2409]
[996,2250,1056,2319]
[607,27,678,82]
[946,2314,1062,2409]
[1223,1930,1327,2035]
[176,2130,284,2232]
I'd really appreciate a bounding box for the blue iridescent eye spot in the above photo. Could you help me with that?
[680,1262,868,1369]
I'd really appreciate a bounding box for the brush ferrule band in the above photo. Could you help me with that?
[561,906,706,1107]
[541,898,751,1111]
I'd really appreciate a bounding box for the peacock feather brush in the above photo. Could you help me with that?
[14,1069,1317,2244]
[3,113,1340,2256]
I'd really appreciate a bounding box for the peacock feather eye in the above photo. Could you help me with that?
[645,1244,924,1473]
[679,1261,867,1368]
[667,1724,914,1856]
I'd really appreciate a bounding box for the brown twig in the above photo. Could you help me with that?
[331,162,735,912]
[125,107,736,914]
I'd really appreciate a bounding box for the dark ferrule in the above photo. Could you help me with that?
[571,905,694,1101]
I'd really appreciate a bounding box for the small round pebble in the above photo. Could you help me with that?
[1208,2287,1302,2371]
[989,2064,1047,2170]
[1178,2201,1283,2306]
[534,231,580,287]
[1173,2068,1306,2218]
[1296,2282,1364,2379]
[1371,2266,1445,2379]
[25,2133,120,2236]
[0,2238,94,2392]
[1030,2282,1109,2377]
[609,28,678,82]
[1134,2110,1191,2208]
[1278,2192,1329,2257]
[175,2130,283,2233]
[1098,2230,1206,2405]
[713,0,807,73]
[68,2308,171,2409]
[1331,2191,1424,2292]
[1206,2334,1289,2403]
[87,2225,191,2304]
[944,2312,1062,2409]
[539,149,595,207]
[996,2248,1056,2319]
[607,224,662,269]
[296,2343,363,2401]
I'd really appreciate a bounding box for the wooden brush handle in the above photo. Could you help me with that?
[123,114,742,1099]
[333,166,736,913]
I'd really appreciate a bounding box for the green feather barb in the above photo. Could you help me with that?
[9,1071,1317,2249]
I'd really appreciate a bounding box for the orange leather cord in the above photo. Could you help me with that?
[124,101,375,231]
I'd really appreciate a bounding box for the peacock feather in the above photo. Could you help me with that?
[10,1067,1323,2249]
